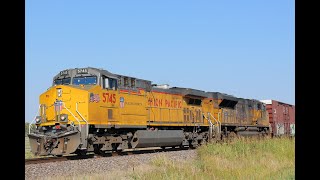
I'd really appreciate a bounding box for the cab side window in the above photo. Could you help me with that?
[109,78,117,90]
[124,77,129,87]
[103,76,117,90]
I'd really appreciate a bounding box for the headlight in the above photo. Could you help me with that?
[35,116,42,124]
[60,114,68,122]
[57,88,62,97]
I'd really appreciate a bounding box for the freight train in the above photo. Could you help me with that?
[27,67,292,156]
[260,100,295,137]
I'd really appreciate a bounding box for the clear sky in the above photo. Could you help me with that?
[26,0,295,122]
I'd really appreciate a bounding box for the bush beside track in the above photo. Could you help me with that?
[26,123,38,159]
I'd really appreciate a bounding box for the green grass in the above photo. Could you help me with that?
[25,137,38,159]
[26,122,38,159]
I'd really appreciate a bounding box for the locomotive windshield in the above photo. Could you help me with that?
[73,76,97,85]
[54,77,71,85]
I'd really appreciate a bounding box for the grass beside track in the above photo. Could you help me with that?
[34,137,294,180]
[25,137,37,159]
[130,137,295,180]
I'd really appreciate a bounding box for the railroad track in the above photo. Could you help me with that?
[25,147,190,165]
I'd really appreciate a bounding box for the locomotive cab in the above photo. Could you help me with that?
[28,67,119,156]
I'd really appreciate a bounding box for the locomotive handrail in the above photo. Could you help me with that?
[62,102,81,132]
[209,113,221,134]
[28,104,41,134]
[218,112,221,132]
[76,102,89,136]
[202,113,213,126]
[203,113,214,141]
[207,114,214,127]
[206,113,218,127]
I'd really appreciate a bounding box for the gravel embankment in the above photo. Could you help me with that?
[25,149,197,179]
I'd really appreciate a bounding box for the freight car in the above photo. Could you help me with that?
[28,67,270,156]
[260,100,295,137]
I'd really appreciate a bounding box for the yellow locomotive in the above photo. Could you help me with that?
[28,67,270,156]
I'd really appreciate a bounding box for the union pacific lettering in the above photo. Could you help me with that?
[148,98,182,108]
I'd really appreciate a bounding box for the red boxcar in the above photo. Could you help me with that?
[260,100,295,136]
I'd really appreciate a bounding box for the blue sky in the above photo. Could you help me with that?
[26,0,294,122]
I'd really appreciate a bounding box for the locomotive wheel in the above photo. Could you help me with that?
[179,145,187,150]
[75,149,87,156]
[112,143,120,151]
[94,144,104,154]
[94,148,101,154]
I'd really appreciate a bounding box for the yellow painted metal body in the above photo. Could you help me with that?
[39,85,89,126]
[146,91,209,127]
[38,84,268,128]
[253,109,269,126]
[202,98,269,126]
[39,85,211,127]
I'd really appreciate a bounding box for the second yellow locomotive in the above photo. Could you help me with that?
[28,67,269,156]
